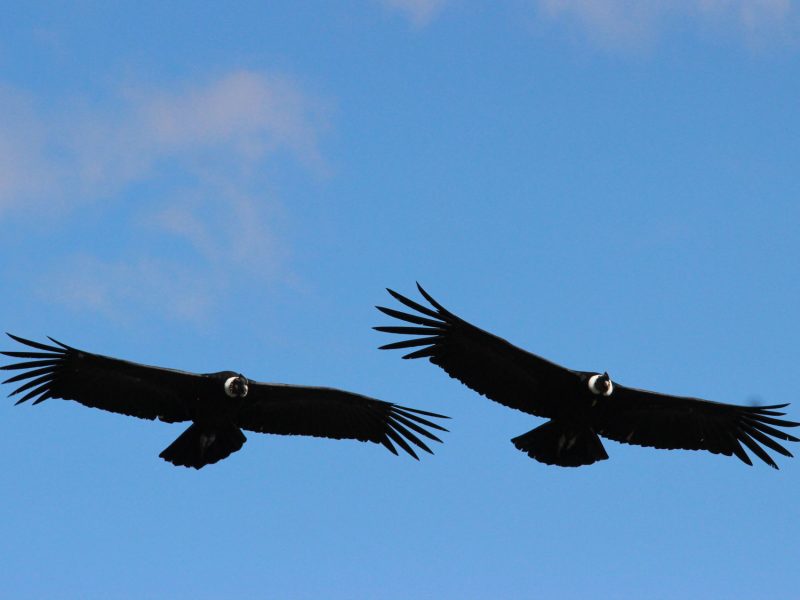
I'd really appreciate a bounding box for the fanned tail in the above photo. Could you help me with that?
[512,421,608,467]
[159,423,247,469]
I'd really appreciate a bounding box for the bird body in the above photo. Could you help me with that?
[376,284,798,469]
[2,334,448,468]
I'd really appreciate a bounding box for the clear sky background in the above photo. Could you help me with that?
[1,2,799,599]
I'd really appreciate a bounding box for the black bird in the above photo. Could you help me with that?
[376,284,798,469]
[1,334,448,468]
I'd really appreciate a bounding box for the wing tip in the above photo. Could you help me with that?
[6,332,26,345]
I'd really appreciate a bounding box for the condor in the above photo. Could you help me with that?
[2,334,448,468]
[376,284,798,469]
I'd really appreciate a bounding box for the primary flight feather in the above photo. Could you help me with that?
[2,334,448,468]
[376,284,798,469]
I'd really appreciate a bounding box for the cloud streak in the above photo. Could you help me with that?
[0,70,327,324]
[47,254,216,325]
[535,0,798,48]
[381,0,448,27]
[137,71,325,168]
[0,70,325,212]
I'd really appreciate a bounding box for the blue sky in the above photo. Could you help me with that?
[2,2,799,598]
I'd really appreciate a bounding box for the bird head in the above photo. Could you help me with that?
[588,372,614,396]
[224,374,249,398]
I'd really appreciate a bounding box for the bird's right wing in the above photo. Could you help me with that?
[1,334,195,423]
[238,382,449,459]
[595,384,799,468]
[375,284,581,418]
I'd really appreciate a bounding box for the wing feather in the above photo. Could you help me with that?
[2,334,195,422]
[375,284,580,418]
[238,381,448,458]
[595,386,798,468]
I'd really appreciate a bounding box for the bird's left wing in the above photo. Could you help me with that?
[374,284,582,418]
[594,384,799,468]
[2,334,196,423]
[238,382,449,459]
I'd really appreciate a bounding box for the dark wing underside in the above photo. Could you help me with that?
[595,385,799,468]
[238,382,449,459]
[375,283,580,418]
[1,334,194,423]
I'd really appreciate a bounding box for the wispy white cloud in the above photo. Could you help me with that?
[0,70,327,324]
[45,190,288,327]
[535,0,798,48]
[146,185,287,277]
[47,254,216,325]
[698,0,795,42]
[1,70,326,212]
[0,86,69,210]
[134,71,326,169]
[381,0,449,27]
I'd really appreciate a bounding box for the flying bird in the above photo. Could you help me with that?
[375,284,798,469]
[1,334,448,468]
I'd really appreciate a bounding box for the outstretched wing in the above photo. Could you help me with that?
[238,382,449,459]
[595,385,799,468]
[1,334,195,423]
[375,283,580,418]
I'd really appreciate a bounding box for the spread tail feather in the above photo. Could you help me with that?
[512,421,608,467]
[160,423,247,469]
